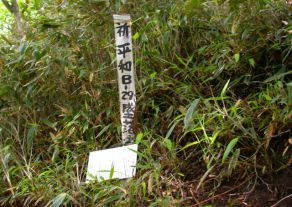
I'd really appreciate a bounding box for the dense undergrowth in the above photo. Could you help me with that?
[0,0,291,206]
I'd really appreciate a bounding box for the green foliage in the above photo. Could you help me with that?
[0,0,291,206]
[0,2,13,34]
[184,99,200,130]
[222,137,238,163]
[50,193,68,207]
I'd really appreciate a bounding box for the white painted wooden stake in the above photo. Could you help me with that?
[86,14,138,182]
[113,14,136,145]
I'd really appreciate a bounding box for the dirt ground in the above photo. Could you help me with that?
[179,169,292,207]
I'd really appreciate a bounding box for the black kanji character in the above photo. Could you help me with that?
[123,112,134,119]
[118,59,132,73]
[122,124,134,135]
[122,102,135,113]
[116,23,130,37]
[123,118,132,125]
[117,43,131,58]
[127,125,135,135]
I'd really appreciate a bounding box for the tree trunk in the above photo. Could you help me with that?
[2,0,24,36]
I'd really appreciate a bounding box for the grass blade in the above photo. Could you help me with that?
[222,138,239,163]
[184,99,199,129]
[50,193,67,207]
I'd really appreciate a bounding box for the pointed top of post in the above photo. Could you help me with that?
[113,14,131,22]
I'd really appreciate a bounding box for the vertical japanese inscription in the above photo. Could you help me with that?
[113,15,136,145]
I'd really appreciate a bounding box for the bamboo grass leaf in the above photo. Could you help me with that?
[184,99,199,129]
[50,193,67,207]
[222,138,239,163]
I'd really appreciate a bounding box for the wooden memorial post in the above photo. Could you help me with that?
[86,14,138,182]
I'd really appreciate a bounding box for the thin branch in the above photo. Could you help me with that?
[191,179,248,207]
[270,194,292,207]
[1,0,16,13]
[1,0,25,36]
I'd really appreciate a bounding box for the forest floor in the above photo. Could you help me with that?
[177,170,292,207]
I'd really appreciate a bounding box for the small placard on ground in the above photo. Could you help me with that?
[86,144,138,182]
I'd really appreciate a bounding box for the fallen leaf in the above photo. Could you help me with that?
[264,122,276,150]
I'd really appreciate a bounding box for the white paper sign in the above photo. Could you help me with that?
[86,144,138,181]
[113,14,136,145]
